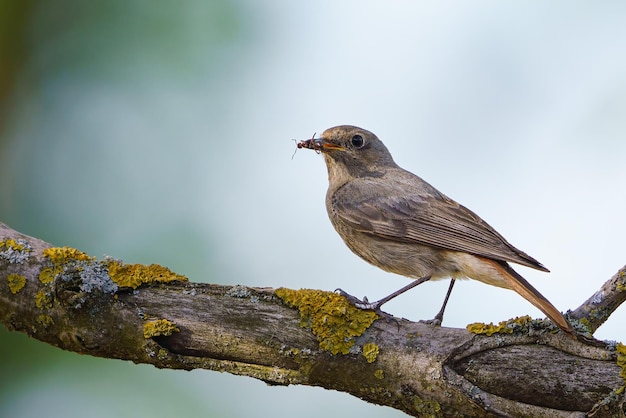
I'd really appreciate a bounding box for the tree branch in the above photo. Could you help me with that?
[569,266,626,334]
[1,222,625,417]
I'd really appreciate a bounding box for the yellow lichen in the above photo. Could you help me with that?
[362,342,380,363]
[467,315,537,336]
[35,290,53,310]
[107,261,188,289]
[143,319,180,338]
[38,267,56,284]
[37,314,53,328]
[7,273,26,294]
[43,247,92,264]
[39,247,93,284]
[0,238,29,252]
[275,288,379,355]
[157,348,170,360]
[618,275,626,292]
[412,396,442,417]
[37,246,187,292]
[577,317,593,333]
[467,321,512,336]
[0,238,32,263]
[282,347,301,356]
[374,369,384,380]
[617,343,626,384]
[615,268,626,291]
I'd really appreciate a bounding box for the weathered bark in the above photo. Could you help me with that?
[1,222,625,417]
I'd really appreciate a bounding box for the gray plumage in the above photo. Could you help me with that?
[299,125,574,336]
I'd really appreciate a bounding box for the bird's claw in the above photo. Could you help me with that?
[419,317,442,327]
[419,310,444,326]
[334,288,380,310]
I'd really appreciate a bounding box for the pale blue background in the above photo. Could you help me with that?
[1,2,625,417]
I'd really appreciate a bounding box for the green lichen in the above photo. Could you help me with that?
[467,315,535,336]
[143,319,180,338]
[107,260,188,289]
[35,290,53,310]
[374,369,384,380]
[7,273,26,294]
[275,288,378,355]
[362,342,379,363]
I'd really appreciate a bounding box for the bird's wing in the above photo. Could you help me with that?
[331,182,548,271]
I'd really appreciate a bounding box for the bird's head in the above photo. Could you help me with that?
[298,125,396,182]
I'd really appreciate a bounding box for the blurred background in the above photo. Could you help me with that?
[1,1,625,417]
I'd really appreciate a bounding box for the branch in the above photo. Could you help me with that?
[1,222,625,417]
[569,266,626,334]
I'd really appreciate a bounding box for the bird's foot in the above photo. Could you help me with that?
[419,317,442,326]
[419,310,444,327]
[335,289,383,311]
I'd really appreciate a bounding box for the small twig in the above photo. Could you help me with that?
[569,265,626,334]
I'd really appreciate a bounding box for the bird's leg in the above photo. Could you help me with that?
[337,275,432,311]
[422,279,455,326]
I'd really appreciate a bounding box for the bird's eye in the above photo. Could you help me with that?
[351,134,364,148]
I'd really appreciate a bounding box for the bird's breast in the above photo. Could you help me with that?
[326,207,442,279]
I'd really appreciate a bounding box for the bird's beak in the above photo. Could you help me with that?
[319,140,346,151]
[297,138,346,153]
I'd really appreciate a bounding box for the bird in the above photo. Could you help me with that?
[297,125,575,337]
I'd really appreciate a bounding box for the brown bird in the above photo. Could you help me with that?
[298,125,574,337]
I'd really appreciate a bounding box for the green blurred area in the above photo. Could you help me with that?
[0,328,215,418]
[0,0,246,274]
[0,2,257,417]
[0,0,31,134]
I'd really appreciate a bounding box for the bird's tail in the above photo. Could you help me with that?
[488,259,576,338]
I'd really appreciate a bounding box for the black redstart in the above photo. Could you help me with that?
[297,125,574,337]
